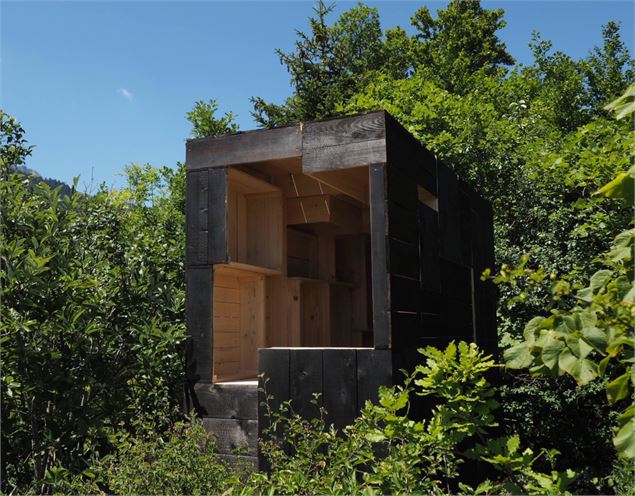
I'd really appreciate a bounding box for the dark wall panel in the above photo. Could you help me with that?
[290,349,323,419]
[436,163,462,265]
[185,267,213,381]
[186,170,209,266]
[356,349,392,411]
[369,164,390,349]
[207,167,229,264]
[323,349,357,430]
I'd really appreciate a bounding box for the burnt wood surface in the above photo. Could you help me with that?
[185,267,213,381]
[303,112,387,172]
[185,170,208,266]
[369,164,390,349]
[186,125,302,170]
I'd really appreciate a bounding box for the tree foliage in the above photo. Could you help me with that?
[186,99,239,138]
[1,117,188,491]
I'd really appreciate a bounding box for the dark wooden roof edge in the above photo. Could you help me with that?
[184,109,387,147]
[185,110,387,171]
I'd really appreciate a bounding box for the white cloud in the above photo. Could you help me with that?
[117,88,134,101]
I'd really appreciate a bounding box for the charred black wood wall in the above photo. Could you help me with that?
[258,348,392,469]
[382,113,497,377]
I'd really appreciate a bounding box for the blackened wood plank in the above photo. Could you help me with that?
[440,258,472,304]
[387,201,418,245]
[440,297,474,338]
[386,164,418,211]
[390,311,421,351]
[188,382,258,419]
[437,162,462,264]
[470,208,497,343]
[459,190,472,267]
[418,203,441,293]
[186,170,208,266]
[384,112,437,194]
[387,238,420,280]
[186,267,213,381]
[302,111,386,149]
[202,418,258,455]
[323,349,357,430]
[420,289,442,315]
[258,348,290,470]
[303,139,387,172]
[356,349,392,411]
[390,274,421,313]
[290,349,323,420]
[258,349,290,430]
[420,312,443,338]
[186,125,302,169]
[207,167,229,264]
[369,164,390,349]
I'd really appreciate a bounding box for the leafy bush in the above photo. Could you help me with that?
[48,418,244,495]
[1,119,188,492]
[250,342,574,495]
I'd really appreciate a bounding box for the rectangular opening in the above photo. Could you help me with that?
[418,184,438,211]
[227,168,284,271]
[212,165,373,382]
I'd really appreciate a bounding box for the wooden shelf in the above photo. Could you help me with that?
[216,262,282,276]
[286,277,354,288]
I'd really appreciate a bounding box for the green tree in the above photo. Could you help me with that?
[409,0,514,94]
[251,1,387,126]
[1,116,188,493]
[186,99,238,138]
[583,21,635,112]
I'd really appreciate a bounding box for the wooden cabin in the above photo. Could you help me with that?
[184,111,496,466]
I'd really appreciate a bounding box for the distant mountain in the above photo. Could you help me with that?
[13,165,72,197]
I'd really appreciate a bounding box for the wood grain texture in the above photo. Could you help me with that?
[186,125,302,169]
[303,140,387,172]
[186,170,208,266]
[369,164,390,349]
[258,348,291,469]
[323,349,357,430]
[186,267,213,381]
[208,167,229,264]
[302,111,386,149]
[356,349,392,411]
[290,349,323,419]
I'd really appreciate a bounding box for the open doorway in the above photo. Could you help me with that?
[211,165,373,382]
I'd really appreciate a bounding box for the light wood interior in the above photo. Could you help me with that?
[212,164,373,382]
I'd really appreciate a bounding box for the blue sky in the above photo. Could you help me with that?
[2,1,633,188]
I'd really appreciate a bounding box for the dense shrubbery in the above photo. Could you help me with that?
[1,0,633,493]
[1,136,188,490]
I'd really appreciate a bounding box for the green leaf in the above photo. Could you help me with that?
[504,344,534,369]
[581,326,607,352]
[604,82,635,120]
[558,348,578,376]
[542,338,565,370]
[506,435,520,455]
[614,405,635,458]
[607,371,632,404]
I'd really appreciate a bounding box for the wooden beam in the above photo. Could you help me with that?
[307,167,369,205]
[186,125,302,169]
[302,112,387,172]
[286,194,361,230]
